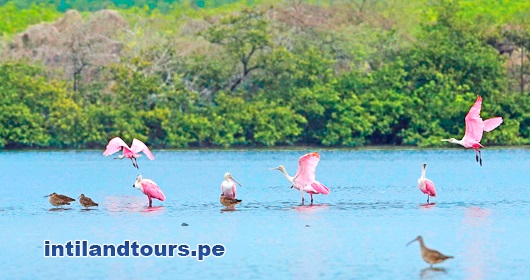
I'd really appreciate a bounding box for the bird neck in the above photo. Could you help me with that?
[421,166,426,178]
[280,168,294,184]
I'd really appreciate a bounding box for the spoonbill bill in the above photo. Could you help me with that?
[103,137,155,169]
[441,96,503,166]
[79,194,98,209]
[44,193,75,208]
[133,174,165,207]
[220,172,243,208]
[270,152,330,204]
[407,235,453,267]
[417,163,436,203]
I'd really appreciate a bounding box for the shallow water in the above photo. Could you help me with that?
[1,149,529,279]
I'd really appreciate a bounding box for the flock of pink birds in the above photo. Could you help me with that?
[103,96,502,207]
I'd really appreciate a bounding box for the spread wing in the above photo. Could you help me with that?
[463,96,484,143]
[483,117,503,132]
[130,139,155,160]
[294,152,320,188]
[103,137,129,156]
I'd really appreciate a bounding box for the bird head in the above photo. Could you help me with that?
[224,172,242,187]
[78,194,85,199]
[406,235,423,246]
[441,138,458,144]
[269,165,285,172]
[133,174,142,189]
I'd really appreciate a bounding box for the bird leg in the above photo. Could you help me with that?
[478,149,482,166]
[427,195,430,203]
[310,194,314,205]
[475,150,479,162]
[148,197,152,208]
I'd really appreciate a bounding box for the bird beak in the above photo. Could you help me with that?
[78,195,81,199]
[229,175,242,187]
[43,194,50,198]
[406,238,418,246]
[132,184,135,188]
[268,167,281,171]
[440,139,450,142]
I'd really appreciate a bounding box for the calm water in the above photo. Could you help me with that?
[1,149,529,279]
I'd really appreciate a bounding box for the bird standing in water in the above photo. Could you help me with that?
[44,193,75,208]
[407,235,453,267]
[220,172,243,208]
[103,137,155,169]
[417,163,436,203]
[270,152,330,204]
[441,96,503,166]
[133,174,165,207]
[79,194,98,209]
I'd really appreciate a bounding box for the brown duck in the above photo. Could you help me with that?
[407,235,453,267]
[44,193,75,207]
[79,194,98,209]
[220,195,242,208]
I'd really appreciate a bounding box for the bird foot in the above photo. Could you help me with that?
[475,155,479,162]
[479,158,482,166]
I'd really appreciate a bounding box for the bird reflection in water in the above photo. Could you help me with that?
[420,267,448,279]
[294,203,330,213]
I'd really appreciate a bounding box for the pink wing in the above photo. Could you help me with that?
[141,179,165,201]
[130,139,155,160]
[425,179,436,197]
[483,117,503,132]
[103,137,129,156]
[309,182,330,195]
[295,152,320,182]
[463,96,484,143]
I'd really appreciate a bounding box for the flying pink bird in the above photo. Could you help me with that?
[103,137,155,169]
[271,152,330,204]
[442,96,503,166]
[417,163,436,203]
[133,174,165,207]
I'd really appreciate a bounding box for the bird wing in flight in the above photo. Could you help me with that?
[463,96,484,143]
[130,139,155,160]
[103,137,129,156]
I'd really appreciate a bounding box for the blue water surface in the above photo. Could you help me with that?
[0,148,529,279]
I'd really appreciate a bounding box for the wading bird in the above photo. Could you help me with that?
[103,137,155,169]
[417,163,436,203]
[44,193,75,208]
[79,194,98,209]
[407,235,453,267]
[220,172,243,208]
[441,96,503,166]
[270,152,330,204]
[133,174,165,207]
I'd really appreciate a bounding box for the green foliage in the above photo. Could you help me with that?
[1,0,530,149]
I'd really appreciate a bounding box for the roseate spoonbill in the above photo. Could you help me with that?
[418,163,436,203]
[270,152,330,204]
[441,96,503,166]
[44,193,75,207]
[133,174,165,207]
[407,236,453,267]
[103,137,155,169]
[220,173,243,208]
[79,194,98,209]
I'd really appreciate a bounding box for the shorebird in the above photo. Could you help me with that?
[103,137,155,169]
[220,195,242,208]
[44,193,75,208]
[417,163,436,203]
[133,173,165,207]
[407,235,453,267]
[270,152,330,204]
[220,172,243,209]
[79,194,98,209]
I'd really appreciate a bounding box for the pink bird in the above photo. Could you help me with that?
[271,152,330,204]
[417,163,436,203]
[103,137,155,169]
[132,174,165,207]
[221,172,242,199]
[442,96,503,166]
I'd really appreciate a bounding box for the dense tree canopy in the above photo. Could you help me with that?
[0,0,529,149]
